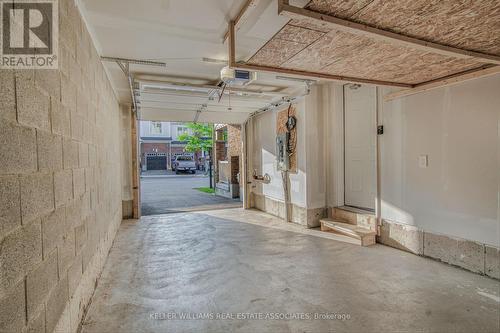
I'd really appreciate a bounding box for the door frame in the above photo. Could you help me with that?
[342,84,378,211]
[131,111,141,219]
[332,84,381,223]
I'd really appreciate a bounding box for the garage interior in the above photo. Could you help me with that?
[0,0,499,332]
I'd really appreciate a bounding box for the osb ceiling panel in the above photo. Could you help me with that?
[306,0,500,55]
[285,30,483,84]
[247,0,499,85]
[305,0,373,19]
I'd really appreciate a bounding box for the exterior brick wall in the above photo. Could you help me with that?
[140,142,203,169]
[227,125,241,157]
[227,125,241,184]
[142,143,170,155]
[0,1,123,332]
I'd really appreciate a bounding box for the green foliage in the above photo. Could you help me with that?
[178,123,213,153]
[194,187,215,194]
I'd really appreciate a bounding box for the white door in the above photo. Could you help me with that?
[344,85,377,210]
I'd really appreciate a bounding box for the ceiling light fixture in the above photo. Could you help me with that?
[101,56,166,67]
[275,75,316,84]
[202,57,228,64]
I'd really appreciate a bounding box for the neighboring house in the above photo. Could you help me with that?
[214,124,242,199]
[139,121,207,171]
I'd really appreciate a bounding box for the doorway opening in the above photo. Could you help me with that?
[343,84,377,211]
[139,121,242,215]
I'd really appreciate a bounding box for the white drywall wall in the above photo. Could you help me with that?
[251,100,307,207]
[379,75,500,246]
[120,105,133,202]
[305,86,327,209]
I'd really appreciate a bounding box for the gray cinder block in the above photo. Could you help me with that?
[424,232,485,274]
[0,120,37,174]
[73,168,86,198]
[45,276,69,333]
[0,280,26,332]
[26,304,46,333]
[380,220,424,255]
[70,110,84,141]
[456,239,485,274]
[0,221,42,295]
[68,254,83,297]
[424,232,458,264]
[41,208,66,258]
[0,70,16,121]
[37,130,63,172]
[63,138,79,170]
[54,169,73,207]
[35,69,61,101]
[75,223,87,254]
[57,231,75,279]
[16,73,50,131]
[26,250,58,320]
[0,175,21,240]
[51,99,71,137]
[485,246,500,279]
[61,74,77,112]
[79,143,89,168]
[20,173,54,223]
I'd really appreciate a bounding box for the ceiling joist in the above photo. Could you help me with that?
[384,65,500,101]
[223,0,260,42]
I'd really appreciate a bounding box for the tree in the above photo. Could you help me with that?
[178,123,213,153]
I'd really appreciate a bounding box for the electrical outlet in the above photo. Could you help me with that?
[418,155,428,168]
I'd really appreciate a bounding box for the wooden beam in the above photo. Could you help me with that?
[228,20,236,67]
[279,3,500,65]
[384,65,500,101]
[223,0,259,42]
[234,62,413,88]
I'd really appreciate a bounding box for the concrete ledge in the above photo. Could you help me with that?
[378,219,499,280]
[424,232,485,274]
[378,219,424,255]
[251,193,326,228]
[485,246,500,279]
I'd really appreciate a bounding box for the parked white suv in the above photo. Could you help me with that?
[173,155,197,174]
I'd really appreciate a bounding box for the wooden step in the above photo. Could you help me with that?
[320,219,376,246]
[332,206,377,232]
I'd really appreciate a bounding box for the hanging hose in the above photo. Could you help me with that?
[281,103,296,223]
[281,169,290,223]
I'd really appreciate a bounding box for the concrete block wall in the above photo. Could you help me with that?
[0,1,123,332]
[379,220,500,280]
[227,125,241,158]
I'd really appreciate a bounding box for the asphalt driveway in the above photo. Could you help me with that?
[140,175,242,215]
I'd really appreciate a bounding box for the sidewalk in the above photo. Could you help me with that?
[140,170,209,178]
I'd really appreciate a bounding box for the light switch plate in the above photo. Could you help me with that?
[418,155,428,168]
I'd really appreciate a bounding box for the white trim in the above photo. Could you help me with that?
[330,85,345,208]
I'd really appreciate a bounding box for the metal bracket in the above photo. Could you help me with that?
[377,125,384,135]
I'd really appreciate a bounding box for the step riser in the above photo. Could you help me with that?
[332,207,377,232]
[320,220,375,247]
[362,235,376,246]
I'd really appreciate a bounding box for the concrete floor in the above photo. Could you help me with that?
[82,209,500,333]
[140,176,241,215]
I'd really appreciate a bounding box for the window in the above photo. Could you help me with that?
[150,122,162,135]
[177,126,188,136]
